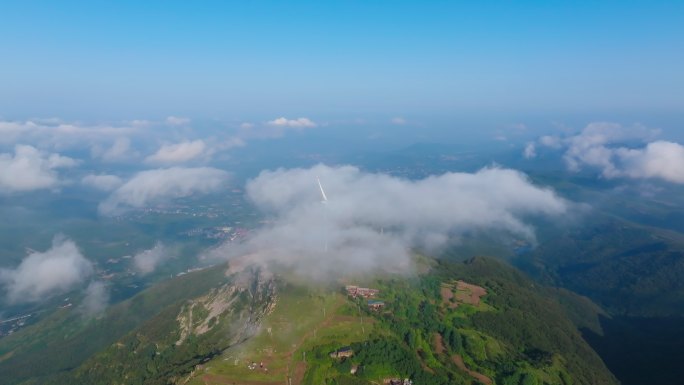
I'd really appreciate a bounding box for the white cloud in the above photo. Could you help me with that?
[207,164,567,280]
[166,116,191,126]
[267,117,317,129]
[218,136,246,150]
[531,122,684,183]
[81,174,123,191]
[0,145,78,193]
[391,117,407,125]
[145,140,208,164]
[47,153,79,168]
[0,236,93,303]
[91,137,136,162]
[523,142,537,159]
[0,119,138,150]
[616,141,684,183]
[539,135,563,149]
[81,281,109,316]
[99,167,230,215]
[132,242,173,275]
[0,120,35,144]
[0,117,310,163]
[235,117,319,140]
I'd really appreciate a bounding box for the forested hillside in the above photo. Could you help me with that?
[517,214,684,317]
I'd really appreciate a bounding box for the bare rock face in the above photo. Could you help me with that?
[176,267,277,346]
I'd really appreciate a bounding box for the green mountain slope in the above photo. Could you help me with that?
[58,268,276,385]
[517,213,684,317]
[0,257,615,385]
[186,257,616,385]
[0,264,231,384]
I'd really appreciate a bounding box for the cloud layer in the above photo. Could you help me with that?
[0,236,93,303]
[0,116,317,180]
[145,140,208,164]
[0,145,78,193]
[267,117,317,129]
[616,141,684,183]
[99,167,230,215]
[81,281,109,316]
[91,137,136,162]
[132,242,172,275]
[210,164,567,279]
[527,122,684,184]
[238,116,319,140]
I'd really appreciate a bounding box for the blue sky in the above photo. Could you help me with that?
[1,1,683,121]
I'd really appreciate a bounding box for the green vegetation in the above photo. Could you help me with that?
[0,264,231,385]
[516,213,684,317]
[0,257,617,385]
[184,282,378,385]
[435,257,615,385]
[58,268,276,385]
[189,257,616,385]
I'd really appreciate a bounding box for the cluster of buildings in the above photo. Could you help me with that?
[345,285,380,299]
[345,285,386,311]
[329,346,354,359]
[367,299,386,311]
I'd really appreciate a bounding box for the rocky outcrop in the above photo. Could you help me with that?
[176,267,277,345]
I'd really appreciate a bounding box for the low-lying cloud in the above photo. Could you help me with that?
[99,167,230,215]
[209,164,567,279]
[0,236,93,303]
[0,119,137,149]
[616,141,684,183]
[523,142,536,159]
[91,137,137,162]
[0,117,315,172]
[526,122,684,183]
[267,117,317,129]
[132,242,173,275]
[145,140,208,164]
[81,280,109,316]
[237,117,319,140]
[0,145,78,193]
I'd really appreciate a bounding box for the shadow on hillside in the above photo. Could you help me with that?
[582,315,684,385]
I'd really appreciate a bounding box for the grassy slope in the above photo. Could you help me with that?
[187,283,377,385]
[439,257,616,385]
[187,257,616,385]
